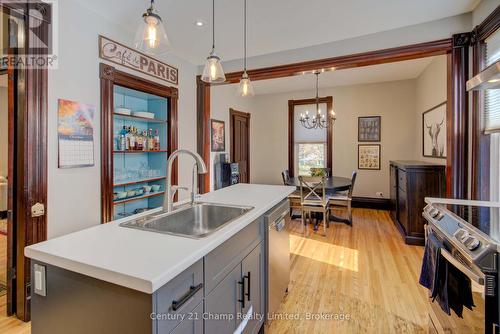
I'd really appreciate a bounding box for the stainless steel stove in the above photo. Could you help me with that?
[423,197,500,334]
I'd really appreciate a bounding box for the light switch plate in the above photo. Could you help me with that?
[33,264,46,296]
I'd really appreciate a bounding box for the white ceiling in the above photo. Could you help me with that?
[77,0,478,65]
[244,56,438,95]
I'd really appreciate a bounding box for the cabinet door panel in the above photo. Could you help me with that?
[242,243,264,334]
[168,302,203,334]
[204,265,242,334]
[397,189,408,233]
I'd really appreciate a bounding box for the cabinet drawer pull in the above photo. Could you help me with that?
[245,271,251,301]
[238,278,246,308]
[172,283,203,311]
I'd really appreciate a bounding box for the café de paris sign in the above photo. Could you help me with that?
[98,35,178,85]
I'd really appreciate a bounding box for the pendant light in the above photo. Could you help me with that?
[133,0,171,55]
[201,0,226,83]
[238,0,254,97]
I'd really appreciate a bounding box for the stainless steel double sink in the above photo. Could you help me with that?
[120,203,254,239]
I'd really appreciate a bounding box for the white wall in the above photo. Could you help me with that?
[210,79,418,198]
[47,0,198,238]
[415,55,448,164]
[472,0,499,26]
[0,81,7,178]
[209,84,255,191]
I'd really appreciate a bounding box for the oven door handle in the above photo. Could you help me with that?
[441,248,485,286]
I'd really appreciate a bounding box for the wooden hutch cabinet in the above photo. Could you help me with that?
[389,161,445,245]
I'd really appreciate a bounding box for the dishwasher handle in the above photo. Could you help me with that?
[269,210,288,232]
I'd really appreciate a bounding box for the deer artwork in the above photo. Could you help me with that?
[425,118,445,157]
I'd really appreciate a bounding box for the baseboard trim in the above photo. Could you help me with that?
[352,197,390,210]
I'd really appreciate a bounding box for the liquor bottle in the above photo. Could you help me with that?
[125,126,131,151]
[154,129,160,150]
[148,129,154,151]
[119,126,127,151]
[142,130,148,151]
[137,128,143,151]
[129,126,136,150]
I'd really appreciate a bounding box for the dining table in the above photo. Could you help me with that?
[286,176,352,225]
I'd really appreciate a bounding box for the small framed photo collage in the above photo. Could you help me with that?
[357,116,381,170]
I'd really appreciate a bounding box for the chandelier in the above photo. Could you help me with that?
[299,72,336,129]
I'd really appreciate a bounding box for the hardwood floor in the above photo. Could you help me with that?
[267,208,429,334]
[0,208,429,334]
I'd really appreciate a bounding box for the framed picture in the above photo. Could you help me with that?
[211,119,225,152]
[358,144,381,170]
[422,102,447,159]
[358,116,381,142]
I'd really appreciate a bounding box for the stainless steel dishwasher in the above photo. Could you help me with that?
[265,199,290,321]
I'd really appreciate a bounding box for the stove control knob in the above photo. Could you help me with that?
[431,209,440,218]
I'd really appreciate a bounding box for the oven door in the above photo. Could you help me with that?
[426,224,490,334]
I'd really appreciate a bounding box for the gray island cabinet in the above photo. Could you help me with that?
[31,216,266,334]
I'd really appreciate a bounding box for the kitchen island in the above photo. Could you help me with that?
[25,184,295,334]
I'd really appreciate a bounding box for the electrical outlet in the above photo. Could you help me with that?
[376,192,384,198]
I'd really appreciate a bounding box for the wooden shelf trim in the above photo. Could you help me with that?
[113,191,165,205]
[113,113,167,123]
[113,176,166,187]
[113,150,168,153]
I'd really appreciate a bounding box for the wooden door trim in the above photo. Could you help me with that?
[229,108,251,182]
[288,97,333,177]
[197,38,458,192]
[197,77,211,194]
[1,1,50,320]
[99,63,178,223]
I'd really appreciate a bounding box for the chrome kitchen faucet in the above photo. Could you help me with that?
[164,149,208,213]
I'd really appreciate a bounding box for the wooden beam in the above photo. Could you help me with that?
[222,39,452,84]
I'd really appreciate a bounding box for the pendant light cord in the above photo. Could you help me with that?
[244,0,247,71]
[212,0,215,51]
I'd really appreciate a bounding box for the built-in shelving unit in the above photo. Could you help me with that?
[112,85,168,220]
[100,63,178,223]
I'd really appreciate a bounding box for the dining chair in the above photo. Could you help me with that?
[299,176,329,236]
[328,171,357,225]
[282,170,302,218]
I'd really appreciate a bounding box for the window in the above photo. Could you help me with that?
[293,103,327,175]
[485,28,500,203]
[297,143,326,175]
[484,30,500,133]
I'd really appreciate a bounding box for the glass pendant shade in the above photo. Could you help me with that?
[202,52,226,83]
[238,72,254,97]
[134,4,171,55]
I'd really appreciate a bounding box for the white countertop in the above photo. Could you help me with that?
[25,184,295,294]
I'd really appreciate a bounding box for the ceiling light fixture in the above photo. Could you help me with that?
[201,0,226,83]
[133,0,171,55]
[300,72,336,129]
[237,0,254,97]
[195,20,205,27]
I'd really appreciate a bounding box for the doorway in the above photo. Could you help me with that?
[0,71,7,308]
[0,3,49,322]
[229,109,250,183]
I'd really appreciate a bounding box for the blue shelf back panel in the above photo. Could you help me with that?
[112,84,169,217]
